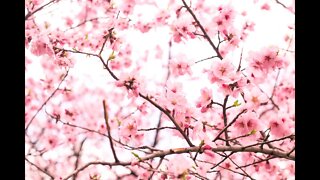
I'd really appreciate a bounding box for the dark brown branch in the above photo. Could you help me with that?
[138,126,177,131]
[213,109,247,142]
[226,154,254,180]
[244,134,295,149]
[152,40,172,147]
[259,130,282,151]
[211,101,223,107]
[25,157,54,179]
[236,156,276,169]
[188,171,210,180]
[195,56,218,63]
[259,106,276,118]
[181,0,223,59]
[222,96,230,146]
[55,43,193,147]
[99,32,110,56]
[274,0,293,13]
[152,112,163,147]
[224,133,252,142]
[210,152,234,170]
[63,145,294,179]
[25,69,69,132]
[216,31,227,50]
[45,110,108,137]
[237,48,244,72]
[216,164,248,178]
[53,47,99,58]
[148,157,164,180]
[287,147,295,156]
[25,0,57,20]
[139,93,194,147]
[72,138,87,180]
[103,100,120,163]
[63,161,131,180]
[65,17,109,31]
[45,110,156,154]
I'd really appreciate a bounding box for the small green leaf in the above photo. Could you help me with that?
[108,51,116,61]
[131,152,142,161]
[117,119,121,126]
[199,140,205,146]
[249,129,257,135]
[233,100,241,107]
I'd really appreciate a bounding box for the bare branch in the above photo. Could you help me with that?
[237,48,244,72]
[148,157,164,180]
[25,0,57,20]
[222,96,230,146]
[181,0,223,59]
[63,145,294,179]
[138,126,177,131]
[226,154,255,180]
[53,47,99,58]
[25,157,55,179]
[195,56,218,64]
[72,138,87,180]
[213,109,247,143]
[103,100,120,163]
[25,69,69,132]
[152,40,172,147]
[236,156,276,169]
[210,152,234,170]
[139,93,194,147]
[54,42,193,147]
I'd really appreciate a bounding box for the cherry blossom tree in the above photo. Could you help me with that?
[25,0,295,179]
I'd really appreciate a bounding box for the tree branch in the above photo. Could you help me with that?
[25,157,54,179]
[181,0,223,60]
[138,126,177,131]
[25,69,69,132]
[64,144,295,179]
[213,109,247,142]
[103,100,120,163]
[72,138,87,180]
[139,94,194,147]
[195,56,218,64]
[25,0,57,20]
[222,95,230,146]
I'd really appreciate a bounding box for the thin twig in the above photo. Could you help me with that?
[152,40,172,147]
[139,93,194,147]
[236,156,276,169]
[195,56,218,63]
[25,69,69,132]
[181,0,223,59]
[25,0,57,20]
[287,147,295,156]
[103,100,119,163]
[226,154,255,180]
[138,126,177,131]
[210,152,234,170]
[222,96,230,146]
[25,157,55,179]
[63,145,294,179]
[213,109,247,142]
[148,157,164,180]
[237,48,244,72]
[72,138,87,180]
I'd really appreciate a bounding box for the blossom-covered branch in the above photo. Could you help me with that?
[63,145,294,179]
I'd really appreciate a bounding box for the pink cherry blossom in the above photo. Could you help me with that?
[170,56,192,77]
[25,0,295,179]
